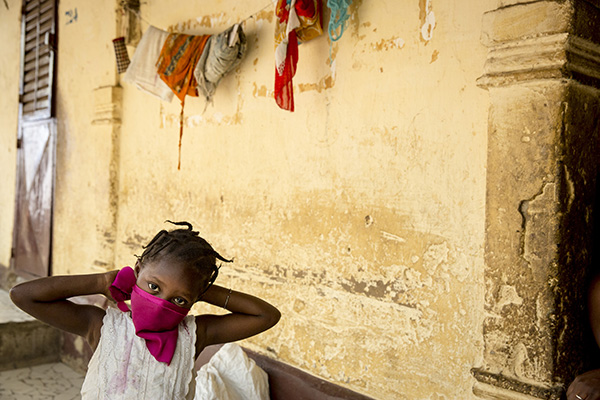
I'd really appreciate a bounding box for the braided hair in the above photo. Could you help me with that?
[136,220,232,297]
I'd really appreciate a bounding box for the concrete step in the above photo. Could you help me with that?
[0,290,60,371]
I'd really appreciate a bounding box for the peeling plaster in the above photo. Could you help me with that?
[423,242,449,274]
[159,101,243,127]
[518,181,558,275]
[253,8,275,23]
[297,74,335,93]
[419,0,436,42]
[563,165,575,212]
[495,285,523,312]
[168,14,229,32]
[510,342,530,379]
[252,83,271,98]
[45,1,492,397]
[372,36,406,51]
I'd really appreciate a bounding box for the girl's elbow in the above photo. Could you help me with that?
[9,284,27,309]
[267,308,281,329]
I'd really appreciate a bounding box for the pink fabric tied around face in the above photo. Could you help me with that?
[109,267,190,365]
[109,266,137,312]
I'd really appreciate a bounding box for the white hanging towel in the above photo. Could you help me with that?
[123,25,174,102]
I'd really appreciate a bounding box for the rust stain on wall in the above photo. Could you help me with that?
[168,13,228,32]
[419,0,428,24]
[297,75,335,93]
[347,0,364,39]
[254,8,275,23]
[372,36,406,51]
[419,0,436,43]
[158,100,243,127]
[252,83,270,98]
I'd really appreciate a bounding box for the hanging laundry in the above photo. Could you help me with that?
[156,33,210,102]
[274,0,323,112]
[123,26,174,103]
[194,23,247,105]
[123,22,249,169]
[327,0,352,63]
[156,32,210,169]
[327,0,352,42]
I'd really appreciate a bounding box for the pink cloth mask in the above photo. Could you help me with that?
[109,267,189,365]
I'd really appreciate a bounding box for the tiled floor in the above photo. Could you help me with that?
[0,290,85,399]
[0,363,84,400]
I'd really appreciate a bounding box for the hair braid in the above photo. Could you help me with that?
[136,220,232,296]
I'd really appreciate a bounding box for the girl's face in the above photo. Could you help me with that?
[135,257,207,309]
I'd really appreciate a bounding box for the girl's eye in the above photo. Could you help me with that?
[148,283,159,292]
[173,297,187,306]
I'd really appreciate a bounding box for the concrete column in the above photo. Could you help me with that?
[474,1,600,399]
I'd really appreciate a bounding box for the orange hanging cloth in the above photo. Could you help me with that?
[157,33,210,169]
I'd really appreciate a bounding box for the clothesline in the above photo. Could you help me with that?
[122,1,275,30]
[117,0,334,168]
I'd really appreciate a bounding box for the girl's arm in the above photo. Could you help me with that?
[566,275,600,400]
[195,284,280,351]
[9,271,118,350]
[589,275,600,347]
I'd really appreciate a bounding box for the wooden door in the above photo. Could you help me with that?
[12,0,57,278]
[13,121,56,278]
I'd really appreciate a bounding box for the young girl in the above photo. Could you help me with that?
[9,221,281,399]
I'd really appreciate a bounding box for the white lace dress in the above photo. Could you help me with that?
[81,307,197,400]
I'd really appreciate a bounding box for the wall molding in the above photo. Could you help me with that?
[92,85,122,125]
[478,33,600,88]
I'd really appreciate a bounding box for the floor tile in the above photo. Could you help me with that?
[0,362,84,400]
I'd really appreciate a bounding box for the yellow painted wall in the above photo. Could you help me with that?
[53,0,119,275]
[0,3,21,269]
[29,0,496,398]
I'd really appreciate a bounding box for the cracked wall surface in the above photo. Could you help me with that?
[2,0,500,399]
[476,1,600,398]
[478,80,600,399]
[0,1,597,398]
[58,1,494,399]
[482,83,565,386]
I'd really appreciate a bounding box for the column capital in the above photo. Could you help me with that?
[478,0,600,89]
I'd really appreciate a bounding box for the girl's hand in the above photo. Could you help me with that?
[567,369,600,400]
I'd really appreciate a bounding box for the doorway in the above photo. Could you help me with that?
[12,0,58,278]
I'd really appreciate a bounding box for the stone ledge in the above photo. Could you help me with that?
[472,368,563,400]
[0,320,60,371]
